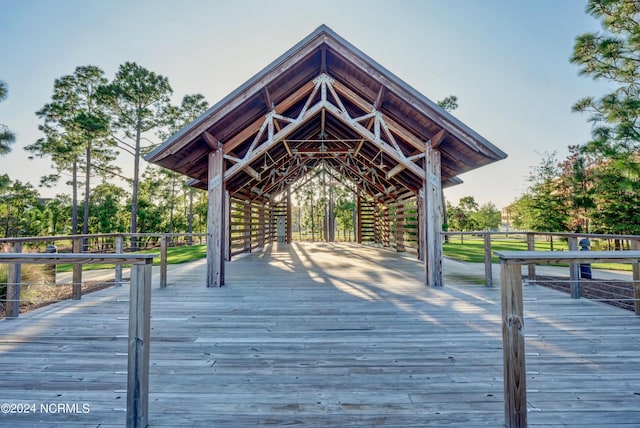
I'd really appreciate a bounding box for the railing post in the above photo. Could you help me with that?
[568,236,580,299]
[72,237,82,300]
[526,233,535,283]
[632,240,640,315]
[160,235,167,288]
[115,235,123,287]
[500,261,527,428]
[484,232,493,287]
[6,242,22,318]
[127,260,152,428]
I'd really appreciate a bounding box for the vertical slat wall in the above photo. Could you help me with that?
[229,195,277,257]
[396,192,419,256]
[359,198,376,243]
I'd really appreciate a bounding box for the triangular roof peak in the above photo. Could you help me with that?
[147,25,506,198]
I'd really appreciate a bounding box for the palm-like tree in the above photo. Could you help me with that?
[0,80,16,156]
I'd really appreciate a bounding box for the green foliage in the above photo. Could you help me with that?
[0,179,42,237]
[99,62,173,239]
[0,80,15,156]
[437,95,459,112]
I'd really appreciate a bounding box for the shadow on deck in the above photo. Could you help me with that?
[0,242,639,427]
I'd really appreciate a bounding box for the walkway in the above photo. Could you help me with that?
[1,242,639,427]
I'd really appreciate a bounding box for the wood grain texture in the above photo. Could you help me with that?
[0,243,639,427]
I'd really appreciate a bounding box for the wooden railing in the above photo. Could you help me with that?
[0,233,207,290]
[443,231,640,295]
[0,253,155,428]
[494,250,640,428]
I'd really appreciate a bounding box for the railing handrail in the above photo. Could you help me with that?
[496,249,640,428]
[442,230,640,240]
[494,250,640,264]
[0,253,156,264]
[0,232,208,244]
[0,251,154,428]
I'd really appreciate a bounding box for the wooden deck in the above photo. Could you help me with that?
[1,242,639,427]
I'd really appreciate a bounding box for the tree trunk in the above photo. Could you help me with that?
[82,142,91,251]
[131,122,142,250]
[72,161,78,235]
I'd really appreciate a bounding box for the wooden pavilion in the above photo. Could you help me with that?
[145,25,507,288]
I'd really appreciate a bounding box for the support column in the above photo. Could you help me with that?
[206,146,225,287]
[418,190,425,262]
[286,189,292,243]
[224,191,231,261]
[6,242,22,319]
[356,193,362,244]
[258,203,265,247]
[423,145,443,287]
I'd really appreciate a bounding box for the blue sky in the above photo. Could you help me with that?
[0,0,608,208]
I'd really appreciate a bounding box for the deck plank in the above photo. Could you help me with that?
[0,242,639,426]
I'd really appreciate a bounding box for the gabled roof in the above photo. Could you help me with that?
[146,25,507,201]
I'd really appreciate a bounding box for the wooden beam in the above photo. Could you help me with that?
[430,129,448,148]
[223,80,316,153]
[323,102,425,180]
[423,146,443,287]
[244,165,261,181]
[385,163,405,180]
[206,147,225,287]
[375,85,385,109]
[203,131,219,150]
[263,87,273,110]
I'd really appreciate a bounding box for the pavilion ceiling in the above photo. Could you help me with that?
[146,25,507,203]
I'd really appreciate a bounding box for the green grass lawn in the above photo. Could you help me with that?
[443,237,631,271]
[56,244,207,272]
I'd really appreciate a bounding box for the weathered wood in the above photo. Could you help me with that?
[632,240,640,315]
[127,260,152,428]
[423,146,443,287]
[484,232,493,287]
[160,235,167,288]
[207,148,226,287]
[72,237,82,300]
[0,253,156,264]
[115,235,123,287]
[495,250,640,265]
[568,236,580,299]
[500,262,527,428]
[526,233,535,282]
[6,242,22,318]
[2,244,640,427]
[225,191,232,261]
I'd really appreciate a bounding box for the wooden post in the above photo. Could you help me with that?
[72,237,82,300]
[396,200,404,252]
[356,193,362,244]
[126,260,152,428]
[160,235,167,288]
[484,233,493,287]
[206,147,225,287]
[526,233,535,283]
[258,203,265,248]
[417,190,425,261]
[6,242,22,319]
[243,200,251,251]
[115,235,123,287]
[287,190,292,243]
[500,261,527,428]
[568,236,580,299]
[225,191,231,261]
[632,240,640,315]
[423,145,443,287]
